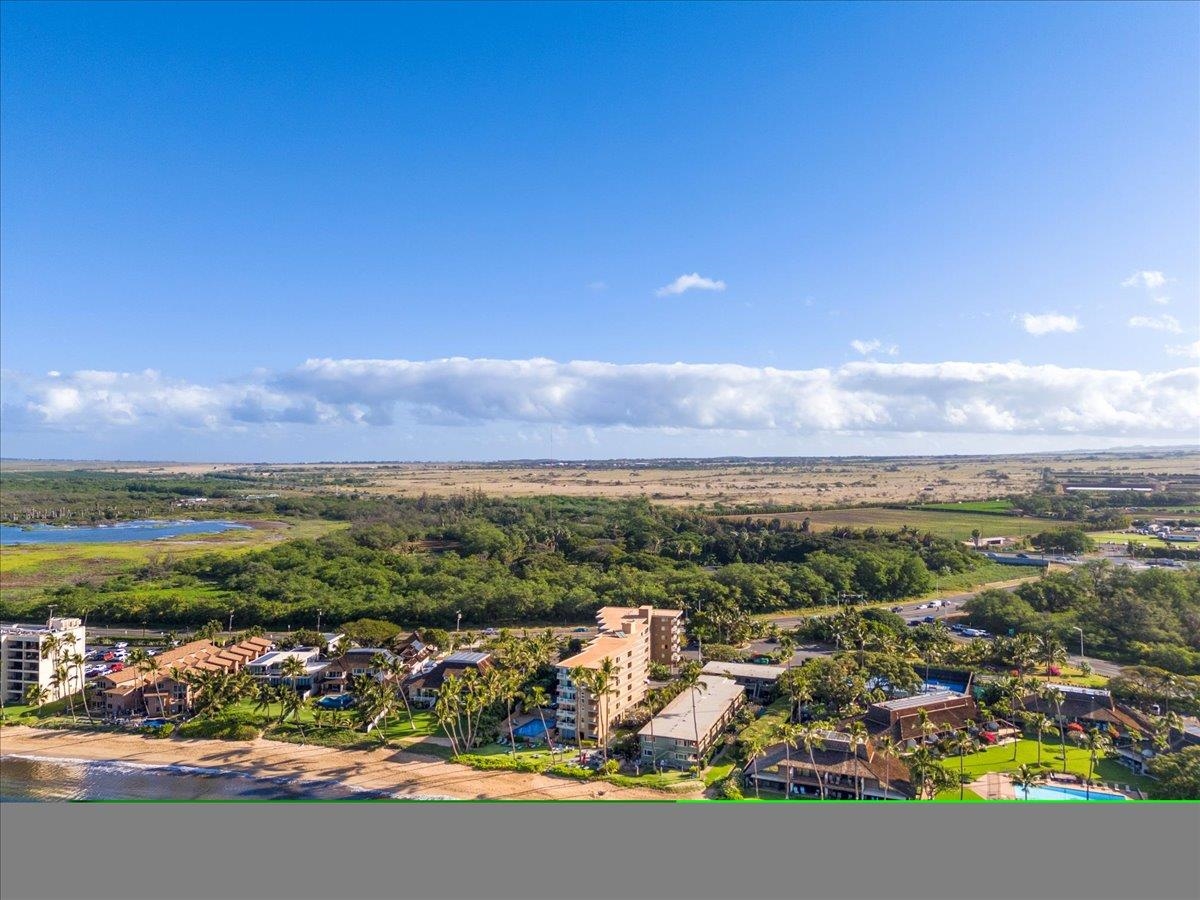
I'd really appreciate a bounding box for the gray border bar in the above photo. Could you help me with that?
[2,802,1198,900]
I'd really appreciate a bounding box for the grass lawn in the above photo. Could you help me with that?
[940,738,1153,792]
[1024,667,1110,689]
[922,561,1036,595]
[703,761,736,787]
[738,697,793,746]
[934,787,986,802]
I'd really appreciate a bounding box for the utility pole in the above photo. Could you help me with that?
[1074,626,1085,668]
[456,611,462,634]
[228,610,235,639]
[316,609,323,633]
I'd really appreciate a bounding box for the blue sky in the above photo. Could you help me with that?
[2,1,1197,461]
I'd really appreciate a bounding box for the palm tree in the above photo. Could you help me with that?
[1082,729,1111,800]
[876,734,902,800]
[280,655,308,701]
[252,680,276,725]
[51,664,76,722]
[137,655,162,715]
[1036,633,1067,673]
[1039,685,1069,773]
[379,656,416,728]
[906,746,941,800]
[522,685,553,759]
[58,633,94,724]
[742,731,769,799]
[569,665,592,761]
[1012,763,1040,801]
[796,721,832,799]
[676,662,707,772]
[772,721,802,799]
[948,729,977,800]
[1030,712,1052,766]
[846,722,869,799]
[24,684,50,709]
[590,659,618,763]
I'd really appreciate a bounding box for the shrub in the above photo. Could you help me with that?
[177,717,259,741]
[546,763,593,780]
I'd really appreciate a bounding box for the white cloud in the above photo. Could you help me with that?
[1020,313,1080,336]
[4,357,1197,440]
[850,339,899,356]
[655,273,727,297]
[1128,314,1183,334]
[1152,296,1170,305]
[587,281,607,292]
[1165,340,1200,359]
[1122,270,1168,290]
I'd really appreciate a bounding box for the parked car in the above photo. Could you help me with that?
[923,616,936,623]
[907,620,921,627]
[108,662,125,672]
[572,627,590,633]
[891,606,903,613]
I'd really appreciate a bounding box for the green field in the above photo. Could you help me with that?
[1086,531,1173,547]
[939,738,1153,792]
[767,508,1059,542]
[914,500,1015,514]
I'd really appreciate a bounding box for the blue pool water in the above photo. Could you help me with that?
[0,520,251,545]
[1020,785,1128,802]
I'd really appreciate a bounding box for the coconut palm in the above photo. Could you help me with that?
[1012,763,1040,801]
[137,655,162,715]
[676,662,708,772]
[846,721,869,799]
[280,655,308,701]
[58,633,94,723]
[1039,684,1069,773]
[796,721,832,799]
[590,658,618,763]
[876,734,902,800]
[1030,712,1052,766]
[24,683,50,708]
[522,684,553,759]
[569,665,592,761]
[948,729,977,800]
[1036,633,1067,672]
[1082,729,1111,800]
[50,664,77,722]
[772,721,803,799]
[742,731,770,799]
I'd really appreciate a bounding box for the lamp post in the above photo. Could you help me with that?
[316,609,323,633]
[1074,626,1085,667]
[228,610,235,639]
[47,604,56,627]
[456,611,462,634]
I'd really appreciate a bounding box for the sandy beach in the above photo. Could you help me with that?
[0,727,692,801]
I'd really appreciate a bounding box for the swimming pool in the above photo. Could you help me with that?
[1019,785,1128,801]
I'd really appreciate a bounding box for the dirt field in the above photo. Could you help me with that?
[8,450,1197,509]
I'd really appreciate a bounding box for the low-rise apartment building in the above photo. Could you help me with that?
[744,732,914,800]
[403,650,492,707]
[1,617,87,705]
[93,636,272,717]
[700,660,785,703]
[865,690,981,746]
[638,675,744,770]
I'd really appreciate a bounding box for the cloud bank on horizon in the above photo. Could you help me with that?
[4,358,1197,447]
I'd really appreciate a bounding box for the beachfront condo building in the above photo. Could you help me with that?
[556,605,683,745]
[1,617,87,705]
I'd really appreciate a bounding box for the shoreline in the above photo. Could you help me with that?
[0,727,689,801]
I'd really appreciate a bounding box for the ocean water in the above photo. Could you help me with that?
[0,520,251,545]
[0,756,455,802]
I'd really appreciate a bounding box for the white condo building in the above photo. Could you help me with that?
[2,617,87,705]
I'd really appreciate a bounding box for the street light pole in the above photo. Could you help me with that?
[316,609,323,633]
[228,610,235,639]
[456,611,462,634]
[1074,627,1085,667]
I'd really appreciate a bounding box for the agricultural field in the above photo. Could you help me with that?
[751,508,1061,543]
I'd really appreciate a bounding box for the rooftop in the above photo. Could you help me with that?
[638,676,744,743]
[871,690,969,712]
[443,651,491,666]
[246,649,322,669]
[558,633,640,670]
[1044,683,1111,699]
[701,660,785,681]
